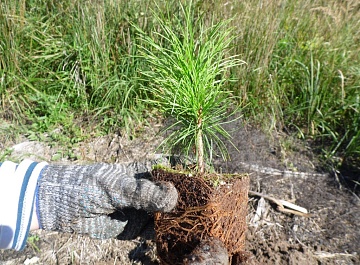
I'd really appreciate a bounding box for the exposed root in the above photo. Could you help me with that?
[152,168,249,265]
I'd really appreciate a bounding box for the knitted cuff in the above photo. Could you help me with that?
[0,160,48,250]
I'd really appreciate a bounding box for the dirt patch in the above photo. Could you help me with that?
[0,118,359,264]
[214,119,360,265]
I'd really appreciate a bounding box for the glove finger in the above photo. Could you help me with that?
[70,215,128,239]
[184,237,229,265]
[102,172,178,212]
[126,179,178,212]
[71,163,178,213]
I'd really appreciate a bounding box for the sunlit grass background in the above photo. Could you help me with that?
[1,0,359,162]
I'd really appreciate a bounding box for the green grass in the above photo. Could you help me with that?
[0,0,359,162]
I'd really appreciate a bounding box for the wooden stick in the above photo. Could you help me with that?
[249,190,311,217]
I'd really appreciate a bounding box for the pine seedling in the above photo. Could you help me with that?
[136,2,245,173]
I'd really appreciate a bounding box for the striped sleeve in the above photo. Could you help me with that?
[0,160,48,250]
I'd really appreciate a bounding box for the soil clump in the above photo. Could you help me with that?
[152,168,249,264]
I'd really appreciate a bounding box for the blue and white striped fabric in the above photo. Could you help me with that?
[0,160,48,250]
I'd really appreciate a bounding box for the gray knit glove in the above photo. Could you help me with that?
[36,161,178,239]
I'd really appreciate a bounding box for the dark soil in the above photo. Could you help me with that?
[214,119,360,265]
[0,118,359,264]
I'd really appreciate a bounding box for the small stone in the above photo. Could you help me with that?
[24,257,39,265]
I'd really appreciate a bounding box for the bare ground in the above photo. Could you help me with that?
[0,118,359,265]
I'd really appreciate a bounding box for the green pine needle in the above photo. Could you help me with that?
[135,1,245,171]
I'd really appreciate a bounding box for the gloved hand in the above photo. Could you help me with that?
[37,161,178,239]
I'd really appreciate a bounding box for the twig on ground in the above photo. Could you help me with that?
[249,190,311,217]
[314,251,357,259]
